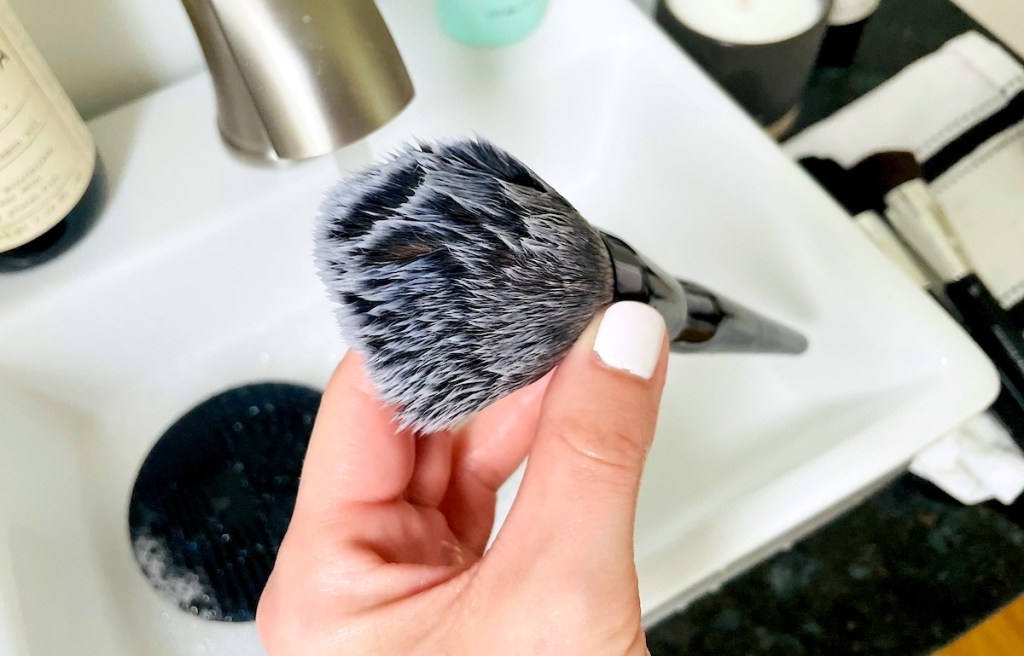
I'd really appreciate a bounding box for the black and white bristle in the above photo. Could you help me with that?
[314,138,613,433]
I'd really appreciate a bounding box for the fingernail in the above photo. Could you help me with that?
[593,301,665,379]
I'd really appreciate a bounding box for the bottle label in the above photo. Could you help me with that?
[0,2,94,253]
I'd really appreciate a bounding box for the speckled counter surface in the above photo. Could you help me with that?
[647,476,1024,655]
[646,1,1024,653]
[791,0,999,134]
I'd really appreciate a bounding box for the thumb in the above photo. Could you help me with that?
[495,301,668,575]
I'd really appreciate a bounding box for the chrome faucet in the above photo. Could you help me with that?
[182,0,414,163]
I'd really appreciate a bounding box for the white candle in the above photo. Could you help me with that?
[665,0,823,45]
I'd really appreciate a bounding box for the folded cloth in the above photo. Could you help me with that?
[786,32,1024,504]
[786,32,1023,166]
[910,414,1024,505]
[787,32,1024,311]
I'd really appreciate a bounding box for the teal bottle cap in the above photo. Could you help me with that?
[438,0,549,47]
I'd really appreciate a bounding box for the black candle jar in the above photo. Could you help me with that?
[656,0,833,137]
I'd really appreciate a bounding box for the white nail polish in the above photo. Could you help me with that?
[593,301,665,379]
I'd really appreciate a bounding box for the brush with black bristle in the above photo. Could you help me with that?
[314,138,807,433]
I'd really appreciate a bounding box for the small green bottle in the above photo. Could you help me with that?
[438,0,549,47]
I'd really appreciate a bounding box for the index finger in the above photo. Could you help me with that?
[292,350,416,520]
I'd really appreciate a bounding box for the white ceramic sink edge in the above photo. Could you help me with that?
[637,372,994,623]
[0,0,999,653]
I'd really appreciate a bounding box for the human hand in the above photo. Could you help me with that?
[257,301,669,655]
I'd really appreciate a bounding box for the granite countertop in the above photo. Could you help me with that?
[646,1,1024,654]
[648,475,1024,655]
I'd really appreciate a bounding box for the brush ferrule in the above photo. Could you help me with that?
[600,232,689,339]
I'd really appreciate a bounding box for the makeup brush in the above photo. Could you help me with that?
[854,152,1024,411]
[800,156,934,288]
[801,153,1024,433]
[314,138,807,433]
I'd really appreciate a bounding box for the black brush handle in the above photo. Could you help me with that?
[672,280,809,355]
[944,274,1024,409]
[601,232,808,355]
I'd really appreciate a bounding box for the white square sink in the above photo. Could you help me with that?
[0,0,997,653]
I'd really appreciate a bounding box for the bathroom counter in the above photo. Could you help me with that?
[648,474,1024,655]
[647,0,1024,653]
[792,0,1006,134]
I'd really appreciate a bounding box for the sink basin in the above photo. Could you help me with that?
[0,0,998,653]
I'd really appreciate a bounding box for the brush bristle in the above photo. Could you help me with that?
[314,138,614,433]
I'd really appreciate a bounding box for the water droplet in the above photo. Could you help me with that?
[248,405,260,417]
[232,461,245,473]
[232,421,244,432]
[220,533,231,544]
[264,402,276,413]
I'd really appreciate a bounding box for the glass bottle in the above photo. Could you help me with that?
[0,0,106,272]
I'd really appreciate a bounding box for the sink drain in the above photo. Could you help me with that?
[128,382,321,622]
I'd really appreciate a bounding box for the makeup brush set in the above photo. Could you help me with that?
[314,138,808,432]
[802,150,1024,429]
[787,31,1024,440]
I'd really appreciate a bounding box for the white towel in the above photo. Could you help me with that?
[786,32,1023,165]
[910,414,1024,506]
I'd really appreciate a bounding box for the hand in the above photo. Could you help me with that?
[257,301,669,655]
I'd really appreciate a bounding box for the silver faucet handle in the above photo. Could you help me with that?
[182,0,414,163]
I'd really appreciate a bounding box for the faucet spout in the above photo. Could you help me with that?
[182,0,414,162]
